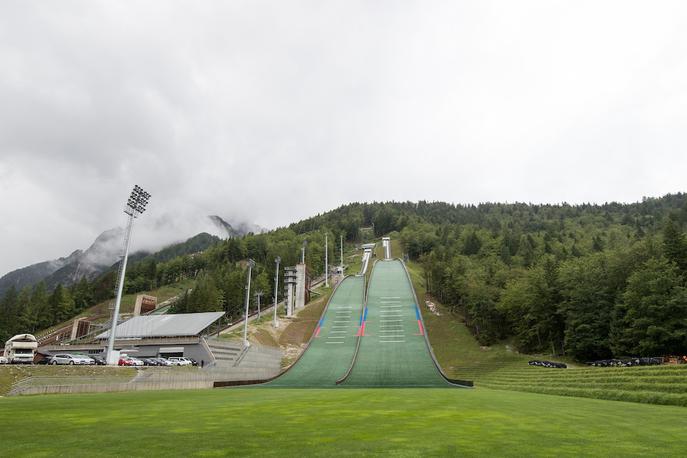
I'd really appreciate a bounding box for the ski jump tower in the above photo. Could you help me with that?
[284,264,310,317]
[382,237,391,260]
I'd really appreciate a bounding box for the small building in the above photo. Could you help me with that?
[133,294,158,316]
[39,312,225,362]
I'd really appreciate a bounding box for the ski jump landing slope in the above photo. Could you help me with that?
[265,275,365,387]
[340,259,466,387]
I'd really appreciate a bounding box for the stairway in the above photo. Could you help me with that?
[205,338,282,381]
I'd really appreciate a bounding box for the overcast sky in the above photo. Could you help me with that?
[2,1,687,275]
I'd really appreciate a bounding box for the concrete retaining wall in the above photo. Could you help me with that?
[15,379,213,396]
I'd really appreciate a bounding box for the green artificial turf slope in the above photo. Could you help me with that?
[343,260,448,387]
[267,276,364,387]
[2,388,685,457]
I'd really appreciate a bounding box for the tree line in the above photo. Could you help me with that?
[2,194,687,362]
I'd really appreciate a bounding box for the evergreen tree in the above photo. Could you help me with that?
[663,217,687,273]
[463,231,482,256]
[49,284,75,323]
[611,258,687,356]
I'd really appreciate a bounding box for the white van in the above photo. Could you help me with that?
[4,334,38,364]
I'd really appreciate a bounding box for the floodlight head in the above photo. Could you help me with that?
[248,259,256,268]
[124,185,151,217]
[275,256,281,264]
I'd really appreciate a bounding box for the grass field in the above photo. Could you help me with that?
[1,387,686,457]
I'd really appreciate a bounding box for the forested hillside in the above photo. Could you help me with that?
[292,195,687,361]
[2,194,687,362]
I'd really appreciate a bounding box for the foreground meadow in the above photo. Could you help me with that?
[1,387,685,457]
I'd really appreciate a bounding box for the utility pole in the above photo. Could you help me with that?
[273,256,281,328]
[107,185,150,365]
[242,259,255,348]
[325,233,329,287]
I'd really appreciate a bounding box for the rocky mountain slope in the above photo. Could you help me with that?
[0,215,254,296]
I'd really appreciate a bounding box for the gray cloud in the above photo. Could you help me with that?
[2,0,687,275]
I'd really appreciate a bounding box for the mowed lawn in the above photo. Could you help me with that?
[2,388,686,457]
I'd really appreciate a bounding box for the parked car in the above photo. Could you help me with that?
[0,356,7,364]
[167,357,193,366]
[128,357,145,367]
[154,358,172,366]
[50,354,93,365]
[90,355,107,365]
[188,358,198,367]
[141,358,160,366]
[72,354,96,365]
[118,357,135,366]
[118,356,144,367]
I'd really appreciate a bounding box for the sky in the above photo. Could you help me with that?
[1,0,687,276]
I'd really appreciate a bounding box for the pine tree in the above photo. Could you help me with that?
[463,231,482,256]
[663,218,687,273]
[49,284,75,323]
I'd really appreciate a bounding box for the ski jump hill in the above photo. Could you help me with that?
[217,259,472,388]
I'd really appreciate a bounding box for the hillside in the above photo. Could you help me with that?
[3,193,687,362]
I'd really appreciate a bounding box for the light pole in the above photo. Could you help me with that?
[273,256,280,328]
[242,259,255,348]
[301,240,307,264]
[325,233,329,287]
[340,234,344,270]
[106,185,151,365]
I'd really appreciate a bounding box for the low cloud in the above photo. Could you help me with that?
[2,0,687,274]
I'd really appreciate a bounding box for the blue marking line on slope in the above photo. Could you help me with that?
[415,304,421,320]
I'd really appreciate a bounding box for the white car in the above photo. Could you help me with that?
[167,357,193,366]
[72,354,96,365]
[129,357,145,366]
[0,356,8,364]
[50,354,93,365]
[154,358,173,366]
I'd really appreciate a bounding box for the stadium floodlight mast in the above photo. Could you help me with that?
[273,256,281,328]
[340,234,344,269]
[106,185,151,365]
[242,259,255,348]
